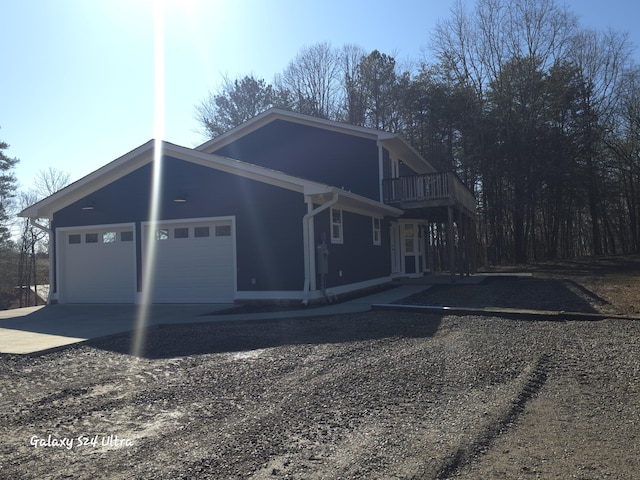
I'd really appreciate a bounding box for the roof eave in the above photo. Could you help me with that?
[196,108,386,154]
[19,140,156,219]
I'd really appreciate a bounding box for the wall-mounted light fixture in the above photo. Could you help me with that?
[173,197,187,203]
[81,205,95,211]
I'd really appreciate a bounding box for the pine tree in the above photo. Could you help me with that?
[0,133,19,245]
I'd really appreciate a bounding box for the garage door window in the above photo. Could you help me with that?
[69,234,81,244]
[174,227,189,239]
[156,229,169,240]
[121,231,133,242]
[215,225,231,237]
[194,226,210,238]
[86,233,98,244]
[103,232,116,243]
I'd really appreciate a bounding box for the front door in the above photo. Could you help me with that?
[401,221,426,276]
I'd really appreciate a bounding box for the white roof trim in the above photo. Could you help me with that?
[195,108,435,173]
[196,108,387,153]
[20,140,156,220]
[19,140,400,219]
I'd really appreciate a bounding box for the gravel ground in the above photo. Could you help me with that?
[397,276,609,313]
[1,275,639,479]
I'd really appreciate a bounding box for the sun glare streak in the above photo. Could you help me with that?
[131,0,166,358]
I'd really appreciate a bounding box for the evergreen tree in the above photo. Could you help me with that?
[196,75,277,138]
[0,133,19,245]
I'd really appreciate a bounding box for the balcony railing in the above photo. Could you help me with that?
[382,172,476,214]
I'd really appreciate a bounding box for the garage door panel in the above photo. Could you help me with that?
[60,226,135,303]
[145,220,235,303]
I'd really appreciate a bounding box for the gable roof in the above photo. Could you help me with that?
[196,108,437,174]
[20,140,402,220]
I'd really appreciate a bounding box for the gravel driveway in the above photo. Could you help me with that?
[1,303,638,479]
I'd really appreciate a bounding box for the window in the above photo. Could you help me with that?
[85,233,98,244]
[156,229,169,240]
[331,208,343,244]
[215,225,231,237]
[194,226,210,238]
[102,232,116,243]
[372,217,381,246]
[68,234,81,244]
[121,231,133,242]
[174,227,189,239]
[404,223,414,253]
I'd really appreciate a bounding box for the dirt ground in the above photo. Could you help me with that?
[0,256,639,479]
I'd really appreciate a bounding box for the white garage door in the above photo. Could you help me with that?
[58,225,136,303]
[144,219,235,303]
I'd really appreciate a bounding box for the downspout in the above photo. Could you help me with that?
[29,218,54,304]
[377,141,384,203]
[302,191,339,305]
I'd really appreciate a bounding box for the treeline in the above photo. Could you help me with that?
[196,0,640,264]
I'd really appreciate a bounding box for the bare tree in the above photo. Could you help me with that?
[431,0,593,263]
[340,44,367,125]
[34,167,71,197]
[275,42,343,119]
[16,168,70,306]
[567,28,632,254]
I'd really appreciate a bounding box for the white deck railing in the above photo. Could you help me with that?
[382,172,476,214]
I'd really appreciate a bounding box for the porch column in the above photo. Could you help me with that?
[447,204,455,282]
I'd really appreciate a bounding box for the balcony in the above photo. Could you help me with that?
[382,172,476,216]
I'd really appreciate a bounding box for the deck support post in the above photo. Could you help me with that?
[447,204,455,282]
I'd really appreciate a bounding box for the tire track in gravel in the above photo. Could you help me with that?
[435,352,552,478]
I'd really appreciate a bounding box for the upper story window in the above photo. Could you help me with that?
[331,208,343,244]
[372,217,381,246]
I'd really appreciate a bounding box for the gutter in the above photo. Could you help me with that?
[302,191,339,305]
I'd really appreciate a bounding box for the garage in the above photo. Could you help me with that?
[57,224,136,303]
[143,218,236,303]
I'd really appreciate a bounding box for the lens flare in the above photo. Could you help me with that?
[131,0,165,358]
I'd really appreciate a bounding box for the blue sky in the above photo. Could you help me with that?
[2,0,639,194]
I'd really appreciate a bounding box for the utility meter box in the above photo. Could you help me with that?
[317,242,329,275]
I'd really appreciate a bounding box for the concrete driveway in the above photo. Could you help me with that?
[0,304,231,354]
[0,285,431,355]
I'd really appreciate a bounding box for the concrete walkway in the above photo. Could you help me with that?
[0,284,434,355]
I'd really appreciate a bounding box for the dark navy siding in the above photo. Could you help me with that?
[53,156,307,293]
[213,120,381,200]
[313,209,391,288]
[382,148,391,179]
[382,147,420,178]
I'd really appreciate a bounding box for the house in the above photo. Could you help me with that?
[20,109,476,304]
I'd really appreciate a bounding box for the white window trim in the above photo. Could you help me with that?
[372,217,382,246]
[330,208,343,244]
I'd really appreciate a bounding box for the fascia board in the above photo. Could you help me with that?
[379,136,437,174]
[196,108,382,153]
[307,187,403,217]
[21,138,376,220]
[164,142,331,195]
[335,188,404,217]
[19,140,155,219]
